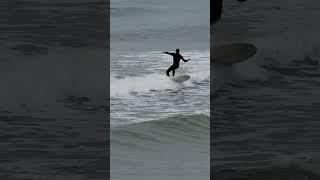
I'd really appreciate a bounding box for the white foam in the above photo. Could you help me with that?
[111,74,181,97]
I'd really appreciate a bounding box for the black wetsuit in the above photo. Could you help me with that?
[211,0,223,24]
[165,53,188,76]
[211,0,247,24]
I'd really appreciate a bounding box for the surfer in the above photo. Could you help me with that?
[163,49,190,77]
[211,0,247,24]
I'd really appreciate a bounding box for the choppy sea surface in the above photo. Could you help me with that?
[110,0,209,179]
[213,0,320,179]
[0,1,107,179]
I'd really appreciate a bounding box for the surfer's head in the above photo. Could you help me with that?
[176,49,180,54]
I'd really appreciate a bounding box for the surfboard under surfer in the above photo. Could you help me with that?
[163,49,190,77]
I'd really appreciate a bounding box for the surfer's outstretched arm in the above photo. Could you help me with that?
[181,56,190,62]
[162,52,174,56]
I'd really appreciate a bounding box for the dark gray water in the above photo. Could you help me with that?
[213,0,320,178]
[0,1,107,179]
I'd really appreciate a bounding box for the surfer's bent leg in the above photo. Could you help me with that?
[172,65,179,76]
[166,65,179,76]
[166,65,174,76]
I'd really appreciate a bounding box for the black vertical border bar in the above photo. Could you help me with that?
[106,0,111,179]
[210,0,214,179]
[210,23,214,180]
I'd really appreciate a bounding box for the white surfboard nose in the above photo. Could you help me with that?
[170,75,190,82]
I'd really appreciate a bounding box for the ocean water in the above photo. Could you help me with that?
[0,1,107,179]
[213,0,320,178]
[110,0,210,179]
